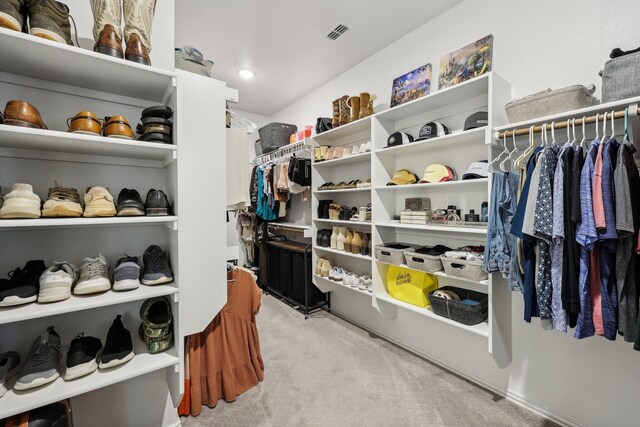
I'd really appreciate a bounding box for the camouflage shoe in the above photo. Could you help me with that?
[0,0,27,32]
[28,0,74,45]
[139,297,174,353]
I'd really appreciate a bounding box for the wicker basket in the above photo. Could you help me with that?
[428,286,488,325]
[404,247,443,273]
[441,256,488,281]
[375,242,418,265]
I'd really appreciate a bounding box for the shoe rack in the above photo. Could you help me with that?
[311,73,512,361]
[0,28,227,418]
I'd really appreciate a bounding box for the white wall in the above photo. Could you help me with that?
[269,1,640,426]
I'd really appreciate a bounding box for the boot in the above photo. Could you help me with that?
[28,0,73,45]
[337,227,347,251]
[359,93,376,119]
[0,0,26,32]
[330,227,338,249]
[351,232,362,254]
[338,95,350,126]
[90,0,123,58]
[123,0,156,65]
[332,99,340,128]
[344,230,353,253]
[348,96,361,122]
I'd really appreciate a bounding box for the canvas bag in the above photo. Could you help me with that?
[386,265,438,307]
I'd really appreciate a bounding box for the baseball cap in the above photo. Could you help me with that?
[387,169,419,186]
[419,164,457,183]
[462,160,489,180]
[464,111,488,130]
[386,131,414,148]
[416,122,450,141]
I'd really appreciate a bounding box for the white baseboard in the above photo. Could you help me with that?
[331,308,581,427]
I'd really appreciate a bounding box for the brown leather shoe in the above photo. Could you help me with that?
[125,33,150,66]
[103,116,134,139]
[3,100,47,129]
[93,24,123,59]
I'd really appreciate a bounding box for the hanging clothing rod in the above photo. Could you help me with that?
[497,106,638,139]
[253,140,308,165]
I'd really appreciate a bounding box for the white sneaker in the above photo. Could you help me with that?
[359,275,371,291]
[0,183,41,219]
[362,141,372,152]
[350,273,362,288]
[74,255,111,295]
[330,267,344,282]
[83,187,116,218]
[39,262,78,303]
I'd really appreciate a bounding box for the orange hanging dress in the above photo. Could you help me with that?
[185,268,264,416]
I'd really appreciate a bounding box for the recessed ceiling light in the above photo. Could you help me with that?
[238,69,255,79]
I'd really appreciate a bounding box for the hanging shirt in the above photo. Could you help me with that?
[615,138,639,342]
[565,147,585,327]
[592,143,605,229]
[551,144,573,333]
[597,137,619,340]
[533,144,559,324]
[575,140,599,338]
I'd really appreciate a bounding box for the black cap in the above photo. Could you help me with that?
[416,122,450,141]
[464,111,488,130]
[386,131,414,148]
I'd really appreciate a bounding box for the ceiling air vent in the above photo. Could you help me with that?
[326,22,350,40]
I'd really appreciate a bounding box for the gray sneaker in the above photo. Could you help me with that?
[0,0,26,32]
[113,255,141,291]
[14,327,64,390]
[28,0,74,45]
[74,255,111,295]
[0,351,20,397]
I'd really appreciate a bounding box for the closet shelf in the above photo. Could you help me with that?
[0,284,179,326]
[313,275,372,296]
[313,188,371,195]
[376,222,488,235]
[313,116,372,142]
[314,246,372,260]
[375,128,487,156]
[375,74,490,122]
[374,178,488,191]
[0,125,177,167]
[0,28,175,103]
[375,293,489,337]
[313,219,372,226]
[0,216,179,231]
[0,339,179,419]
[376,260,488,286]
[313,151,371,166]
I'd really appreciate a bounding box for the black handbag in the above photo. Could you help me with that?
[315,117,333,134]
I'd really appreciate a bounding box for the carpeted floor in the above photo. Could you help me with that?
[181,295,556,427]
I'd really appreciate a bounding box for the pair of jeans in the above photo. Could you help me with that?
[484,173,507,273]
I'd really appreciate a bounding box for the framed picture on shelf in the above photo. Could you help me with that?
[438,34,493,89]
[390,63,432,108]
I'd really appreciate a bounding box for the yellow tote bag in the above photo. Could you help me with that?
[386,266,438,307]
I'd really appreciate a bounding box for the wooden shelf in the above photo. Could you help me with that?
[375,293,489,337]
[314,151,371,167]
[376,222,487,235]
[313,187,371,194]
[313,116,372,142]
[313,275,372,296]
[314,218,371,226]
[0,28,175,103]
[314,246,372,261]
[0,216,178,231]
[0,284,178,326]
[374,178,488,191]
[375,128,486,156]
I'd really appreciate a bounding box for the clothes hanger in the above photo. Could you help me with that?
[489,131,508,172]
[550,121,556,146]
[602,111,608,142]
[580,115,587,148]
[507,128,521,165]
[624,108,629,141]
[594,113,600,141]
[516,125,536,168]
[499,131,515,171]
[610,110,616,139]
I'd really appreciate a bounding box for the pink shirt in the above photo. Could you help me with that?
[590,247,604,336]
[592,144,605,229]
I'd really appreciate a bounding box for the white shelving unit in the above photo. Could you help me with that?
[310,73,511,359]
[0,29,227,419]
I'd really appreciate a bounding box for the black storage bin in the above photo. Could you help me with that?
[279,249,293,298]
[267,242,282,293]
[292,250,324,306]
[258,122,297,154]
[428,286,488,326]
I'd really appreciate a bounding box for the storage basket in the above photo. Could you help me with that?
[428,286,488,325]
[441,256,488,281]
[375,242,418,265]
[601,51,640,103]
[505,85,599,123]
[258,122,297,154]
[404,247,443,273]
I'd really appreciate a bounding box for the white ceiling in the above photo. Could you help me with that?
[175,0,462,116]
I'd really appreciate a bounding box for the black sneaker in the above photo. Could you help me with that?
[15,326,64,390]
[26,401,70,426]
[116,188,145,217]
[144,189,171,216]
[0,351,20,398]
[99,315,134,369]
[0,260,46,307]
[141,245,173,285]
[64,333,102,380]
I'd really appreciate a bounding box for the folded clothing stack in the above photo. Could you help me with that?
[137,105,174,144]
